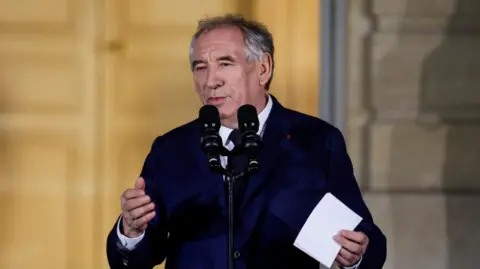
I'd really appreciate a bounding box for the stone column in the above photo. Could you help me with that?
[346,0,480,268]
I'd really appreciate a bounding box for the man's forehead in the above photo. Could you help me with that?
[199,26,244,41]
[195,27,245,50]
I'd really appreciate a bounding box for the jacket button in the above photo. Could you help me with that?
[233,251,241,259]
[122,258,128,266]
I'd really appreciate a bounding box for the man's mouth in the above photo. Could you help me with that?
[207,97,227,105]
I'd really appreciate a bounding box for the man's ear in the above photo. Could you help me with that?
[258,53,273,87]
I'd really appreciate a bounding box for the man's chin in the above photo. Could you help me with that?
[218,108,238,124]
[219,111,235,120]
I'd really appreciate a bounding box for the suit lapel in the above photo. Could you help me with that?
[243,97,289,206]
[236,96,292,247]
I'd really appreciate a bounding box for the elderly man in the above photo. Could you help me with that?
[106,14,387,269]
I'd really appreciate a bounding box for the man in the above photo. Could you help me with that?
[106,14,387,269]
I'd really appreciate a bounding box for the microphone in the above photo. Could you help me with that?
[199,105,223,172]
[237,104,263,173]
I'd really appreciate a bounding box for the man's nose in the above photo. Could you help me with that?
[206,69,224,90]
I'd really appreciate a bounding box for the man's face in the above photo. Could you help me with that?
[191,26,268,127]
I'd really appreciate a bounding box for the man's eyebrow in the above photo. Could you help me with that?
[191,60,205,69]
[217,55,236,62]
[192,55,236,69]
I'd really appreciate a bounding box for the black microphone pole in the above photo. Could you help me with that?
[225,166,239,269]
[222,147,245,269]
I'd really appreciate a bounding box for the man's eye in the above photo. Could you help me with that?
[194,66,207,71]
[219,62,232,66]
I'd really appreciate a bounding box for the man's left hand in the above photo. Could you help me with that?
[333,230,369,267]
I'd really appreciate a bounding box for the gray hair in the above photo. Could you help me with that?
[189,14,275,90]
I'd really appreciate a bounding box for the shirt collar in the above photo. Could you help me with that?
[219,94,273,147]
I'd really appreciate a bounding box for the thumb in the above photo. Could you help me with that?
[134,176,146,190]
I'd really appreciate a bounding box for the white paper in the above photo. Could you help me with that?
[293,192,363,268]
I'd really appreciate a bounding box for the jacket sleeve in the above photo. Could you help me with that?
[106,136,169,269]
[326,127,387,269]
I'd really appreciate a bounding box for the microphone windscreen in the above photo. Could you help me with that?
[238,104,259,133]
[199,105,220,131]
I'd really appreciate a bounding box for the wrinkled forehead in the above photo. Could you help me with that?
[193,27,247,60]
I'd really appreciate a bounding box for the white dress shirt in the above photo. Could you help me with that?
[115,94,361,268]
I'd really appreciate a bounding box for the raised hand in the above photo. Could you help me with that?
[120,177,156,238]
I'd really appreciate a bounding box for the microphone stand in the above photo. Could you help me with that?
[225,169,242,269]
[208,147,259,269]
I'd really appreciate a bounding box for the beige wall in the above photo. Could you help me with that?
[0,1,320,269]
[346,0,480,268]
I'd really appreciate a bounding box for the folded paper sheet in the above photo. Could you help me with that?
[294,193,363,268]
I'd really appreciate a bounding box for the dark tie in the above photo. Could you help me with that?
[227,129,249,215]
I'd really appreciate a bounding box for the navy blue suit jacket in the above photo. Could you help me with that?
[106,96,387,269]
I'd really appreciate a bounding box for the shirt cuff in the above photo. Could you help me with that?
[343,255,363,269]
[116,214,145,251]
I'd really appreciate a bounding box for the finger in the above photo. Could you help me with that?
[134,177,146,190]
[335,254,352,268]
[339,247,360,265]
[132,210,156,229]
[123,188,145,200]
[340,230,368,244]
[129,202,155,220]
[334,235,363,255]
[123,195,151,211]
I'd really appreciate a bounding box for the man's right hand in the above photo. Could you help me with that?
[121,177,156,238]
